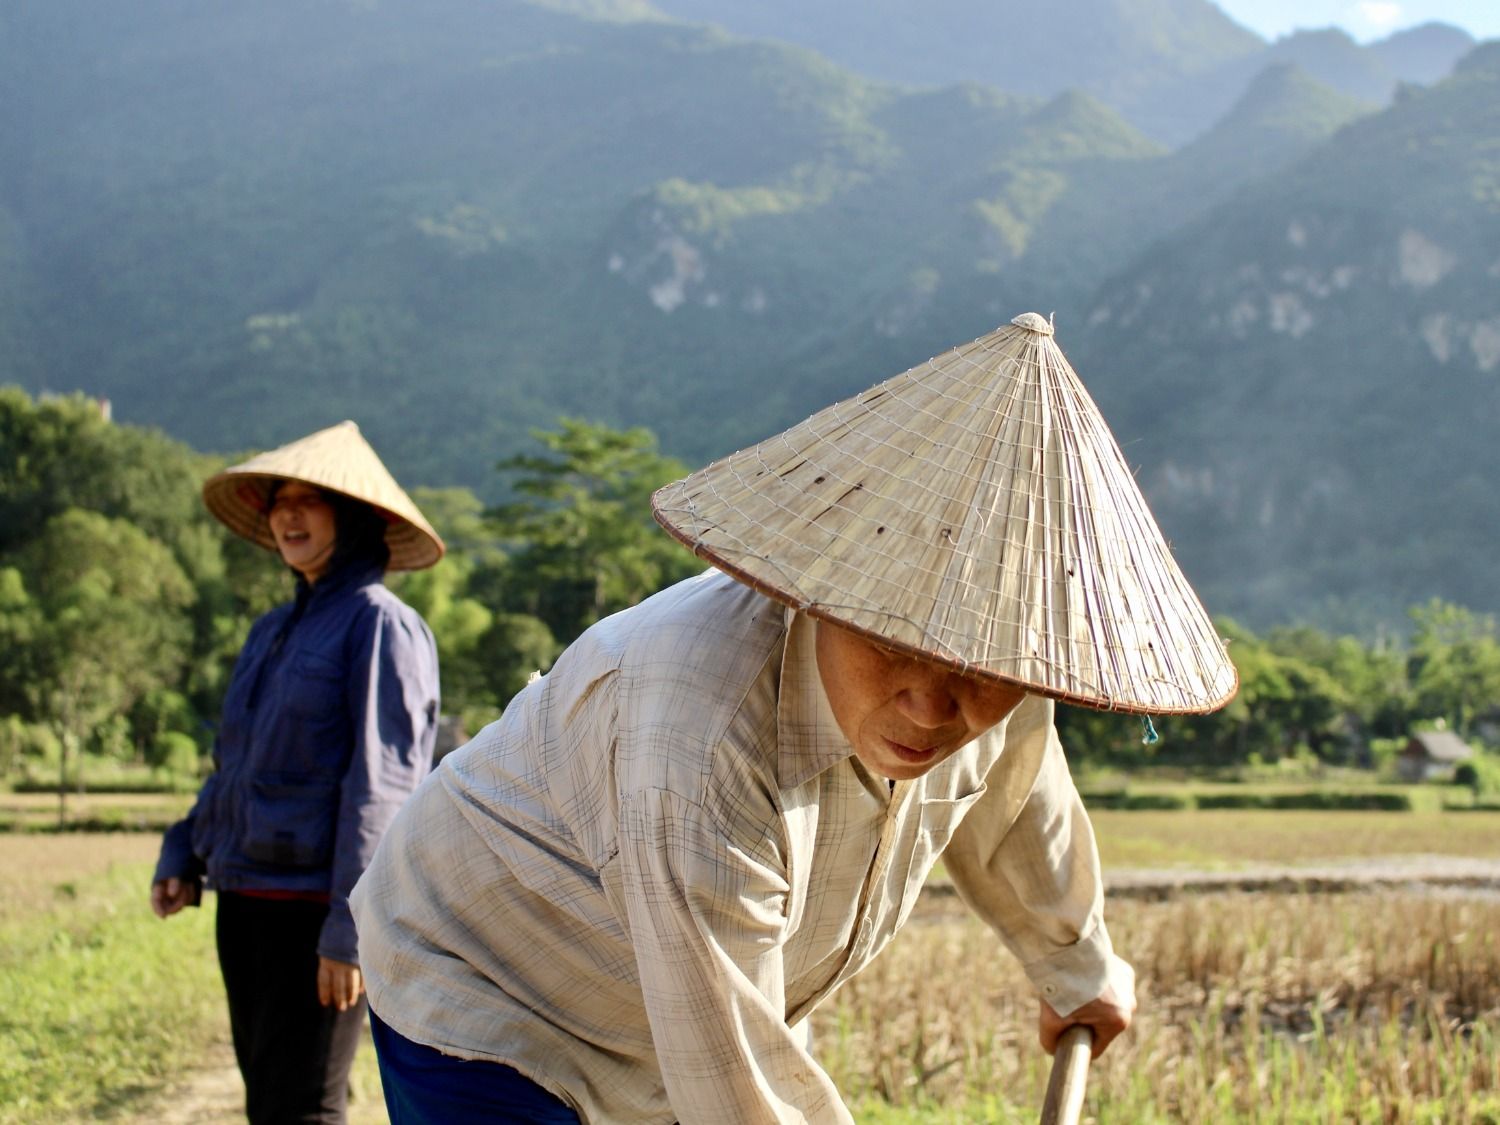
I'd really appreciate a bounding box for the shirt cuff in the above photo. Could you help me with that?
[152,818,203,886]
[1023,918,1118,1017]
[317,900,359,965]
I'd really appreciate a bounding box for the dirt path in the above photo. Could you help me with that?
[122,1025,389,1124]
[1100,853,1500,899]
[918,854,1500,912]
[132,1034,244,1123]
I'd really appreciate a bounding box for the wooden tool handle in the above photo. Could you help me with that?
[1039,1024,1094,1125]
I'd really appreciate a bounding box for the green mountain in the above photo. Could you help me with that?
[647,0,1259,97]
[0,204,38,388]
[2,1,1496,631]
[1070,43,1500,630]
[648,0,1262,142]
[1370,22,1481,85]
[1011,64,1374,310]
[641,1,1473,144]
[1374,22,1476,84]
[2,0,1175,482]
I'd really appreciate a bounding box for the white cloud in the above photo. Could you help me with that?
[1355,2,1404,31]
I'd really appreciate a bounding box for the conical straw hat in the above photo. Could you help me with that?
[203,421,444,571]
[652,313,1236,715]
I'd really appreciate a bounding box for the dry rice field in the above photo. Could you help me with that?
[817,892,1500,1120]
[5,816,1500,1122]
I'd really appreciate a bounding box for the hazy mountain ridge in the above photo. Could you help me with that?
[1072,43,1500,629]
[1,1,1496,630]
[646,0,1262,141]
[1369,21,1480,83]
[645,0,1475,144]
[1007,63,1375,312]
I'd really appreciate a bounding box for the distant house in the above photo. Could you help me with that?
[1398,730,1476,782]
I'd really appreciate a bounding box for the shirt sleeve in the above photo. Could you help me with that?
[941,700,1120,1017]
[617,787,855,1125]
[152,772,212,887]
[319,604,440,963]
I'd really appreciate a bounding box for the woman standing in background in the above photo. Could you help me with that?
[151,420,443,1124]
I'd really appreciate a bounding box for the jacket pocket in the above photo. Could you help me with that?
[240,772,339,868]
[285,650,346,722]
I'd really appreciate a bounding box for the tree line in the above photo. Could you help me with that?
[1,388,1497,791]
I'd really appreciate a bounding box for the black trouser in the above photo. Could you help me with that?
[216,891,367,1124]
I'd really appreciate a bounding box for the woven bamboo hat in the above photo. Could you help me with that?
[202,420,444,571]
[652,313,1236,715]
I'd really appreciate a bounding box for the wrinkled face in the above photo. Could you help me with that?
[815,621,1028,781]
[267,481,337,582]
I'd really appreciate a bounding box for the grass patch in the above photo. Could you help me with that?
[1089,809,1500,870]
[0,847,222,1122]
[0,834,391,1124]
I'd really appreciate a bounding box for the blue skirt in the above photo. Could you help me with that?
[369,1009,582,1124]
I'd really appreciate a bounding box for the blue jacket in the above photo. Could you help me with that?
[155,556,440,963]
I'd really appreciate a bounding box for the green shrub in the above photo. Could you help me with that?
[1453,751,1500,797]
[1194,791,1412,811]
[0,719,60,776]
[145,731,200,778]
[1083,791,1192,811]
[12,757,192,794]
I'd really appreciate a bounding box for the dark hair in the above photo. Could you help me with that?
[267,480,391,576]
[326,492,392,574]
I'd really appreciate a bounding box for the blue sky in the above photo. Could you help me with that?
[1214,1,1500,43]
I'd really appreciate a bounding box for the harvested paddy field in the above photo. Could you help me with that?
[822,891,1500,1121]
[5,817,1499,1122]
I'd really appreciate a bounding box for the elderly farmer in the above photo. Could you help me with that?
[350,314,1237,1123]
[152,421,443,1124]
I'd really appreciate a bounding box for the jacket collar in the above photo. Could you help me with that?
[294,555,385,604]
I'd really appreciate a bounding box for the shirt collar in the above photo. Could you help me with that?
[776,607,859,789]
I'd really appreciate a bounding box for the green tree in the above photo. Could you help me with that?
[471,612,562,722]
[1158,619,1347,766]
[8,510,194,820]
[1407,600,1500,738]
[0,565,42,720]
[0,388,213,562]
[392,485,528,721]
[489,419,701,645]
[0,388,275,748]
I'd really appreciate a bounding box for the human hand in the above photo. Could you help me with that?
[150,877,199,918]
[317,956,365,1011]
[1038,958,1136,1059]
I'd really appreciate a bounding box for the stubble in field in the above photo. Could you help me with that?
[816,891,1500,1122]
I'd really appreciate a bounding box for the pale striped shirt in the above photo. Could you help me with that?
[351,569,1117,1123]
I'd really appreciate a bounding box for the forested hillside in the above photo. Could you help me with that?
[5,393,1498,790]
[1071,44,1500,630]
[1,1,1496,631]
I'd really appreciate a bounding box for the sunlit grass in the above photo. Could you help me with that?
[0,851,222,1123]
[1091,809,1500,870]
[0,836,387,1123]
